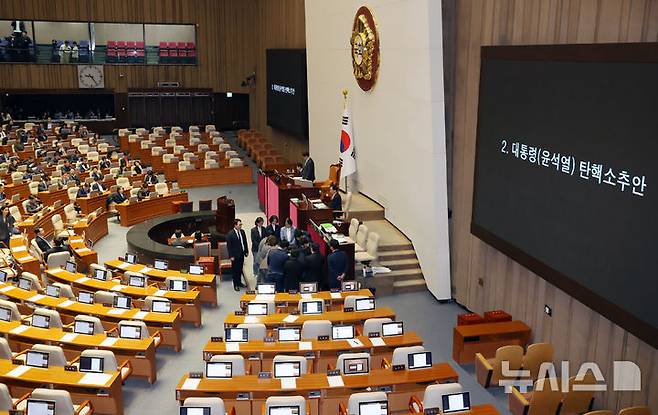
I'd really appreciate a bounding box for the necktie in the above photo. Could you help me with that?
[237,230,243,250]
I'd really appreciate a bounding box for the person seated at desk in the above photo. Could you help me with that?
[77,183,91,198]
[90,179,105,193]
[266,215,281,242]
[137,183,150,200]
[144,170,159,185]
[0,184,6,202]
[171,229,188,248]
[90,166,103,182]
[34,227,52,253]
[98,156,111,170]
[77,160,90,172]
[267,240,289,292]
[284,249,304,291]
[61,160,73,173]
[329,184,342,218]
[280,218,296,246]
[25,195,43,214]
[303,242,326,287]
[300,151,315,181]
[44,237,72,261]
[327,238,348,290]
[107,187,126,210]
[131,160,143,175]
[7,159,19,172]
[37,177,50,192]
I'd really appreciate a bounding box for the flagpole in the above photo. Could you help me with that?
[342,89,348,193]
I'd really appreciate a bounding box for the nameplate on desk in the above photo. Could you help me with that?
[189,371,203,379]
[289,310,300,315]
[392,364,406,371]
[210,336,223,342]
[424,408,441,415]
[368,332,381,338]
[317,335,329,341]
[264,337,275,343]
[64,365,78,372]
[9,409,22,415]
[309,390,321,399]
[343,307,354,313]
[327,369,341,377]
[330,288,340,293]
[246,290,256,295]
[288,289,298,294]
[236,393,250,400]
[234,310,245,316]
[11,359,22,366]
[258,371,272,379]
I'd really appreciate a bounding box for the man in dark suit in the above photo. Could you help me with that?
[267,240,289,292]
[34,227,51,254]
[44,237,71,261]
[250,217,266,277]
[327,238,348,289]
[226,218,249,291]
[283,249,304,291]
[265,215,280,242]
[303,242,325,287]
[144,170,159,185]
[329,184,342,218]
[300,151,315,181]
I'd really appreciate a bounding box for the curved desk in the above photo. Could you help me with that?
[115,191,188,227]
[73,211,109,244]
[240,289,374,312]
[224,308,396,329]
[176,165,254,188]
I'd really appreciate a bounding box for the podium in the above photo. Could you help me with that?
[263,172,320,221]
[216,196,235,234]
[290,198,334,232]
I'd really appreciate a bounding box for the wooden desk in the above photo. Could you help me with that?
[175,364,458,415]
[0,357,123,415]
[8,236,40,276]
[202,332,423,374]
[4,182,29,200]
[264,174,320,222]
[290,198,334,233]
[239,289,373,311]
[68,236,99,273]
[77,192,109,214]
[73,211,109,244]
[115,191,189,227]
[38,186,71,207]
[0,278,183,352]
[0,320,159,383]
[452,320,532,364]
[402,404,500,415]
[45,268,202,327]
[224,307,396,329]
[105,259,218,307]
[16,204,66,240]
[307,221,356,280]
[176,166,254,188]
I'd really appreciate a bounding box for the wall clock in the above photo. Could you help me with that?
[77,65,105,89]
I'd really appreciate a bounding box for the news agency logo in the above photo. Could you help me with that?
[499,361,641,393]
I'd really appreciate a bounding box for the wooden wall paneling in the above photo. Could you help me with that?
[449,0,658,410]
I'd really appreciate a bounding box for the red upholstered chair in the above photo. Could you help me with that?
[116,40,126,49]
[107,40,117,49]
[159,41,168,50]
[126,41,136,49]
[136,41,145,50]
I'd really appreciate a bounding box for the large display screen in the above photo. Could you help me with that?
[471,43,658,347]
[266,48,308,138]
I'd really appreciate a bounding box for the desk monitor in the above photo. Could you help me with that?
[151,299,171,313]
[124,253,136,264]
[299,282,318,293]
[343,357,369,375]
[17,277,32,291]
[0,270,7,282]
[154,259,168,271]
[247,302,268,316]
[273,361,301,378]
[113,295,131,310]
[180,408,211,415]
[408,351,432,370]
[358,401,388,415]
[78,291,94,304]
[119,324,142,339]
[26,399,55,415]
[26,350,49,368]
[269,407,301,415]
[332,324,355,340]
[64,261,76,273]
[441,392,471,414]
[48,184,59,192]
[31,314,50,329]
[277,327,301,342]
[225,327,248,342]
[79,356,104,373]
[45,285,60,298]
[93,269,108,281]
[354,297,375,312]
[188,265,203,275]
[0,306,11,322]
[169,279,188,292]
[74,320,95,335]
[257,283,276,294]
[205,361,232,378]
[381,322,404,337]
[301,300,323,315]
[128,275,145,287]
[341,281,359,292]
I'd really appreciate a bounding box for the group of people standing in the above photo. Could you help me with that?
[226,215,349,292]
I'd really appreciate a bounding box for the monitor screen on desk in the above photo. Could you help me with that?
[74,320,95,335]
[247,303,268,316]
[273,361,301,378]
[341,281,358,292]
[299,282,317,293]
[152,299,171,313]
[180,408,211,415]
[188,265,203,275]
[93,269,108,281]
[0,306,11,322]
[154,259,168,271]
[206,361,232,378]
[441,392,471,414]
[65,261,76,273]
[343,357,369,375]
[113,295,131,310]
[0,270,7,283]
[407,351,432,370]
[381,322,404,337]
[78,291,94,304]
[124,253,136,264]
[358,401,388,415]
[128,275,145,287]
[269,406,301,415]
[119,324,142,339]
[354,298,375,312]
[332,324,355,340]
[225,327,248,342]
[45,285,60,298]
[169,279,188,292]
[277,327,300,342]
[18,277,32,291]
[257,283,276,295]
[301,300,323,315]
[26,399,55,415]
[26,350,49,368]
[79,356,104,373]
[32,314,50,329]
